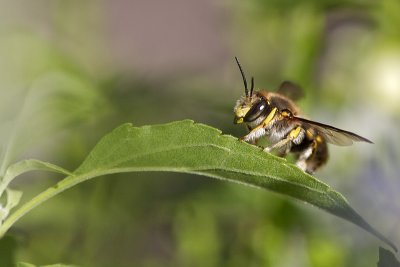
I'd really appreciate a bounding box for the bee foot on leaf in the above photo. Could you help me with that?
[263,147,272,153]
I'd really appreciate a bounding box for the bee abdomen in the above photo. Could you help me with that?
[294,133,328,174]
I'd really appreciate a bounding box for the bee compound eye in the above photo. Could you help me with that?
[244,100,268,122]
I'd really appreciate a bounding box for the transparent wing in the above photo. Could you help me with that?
[277,81,304,101]
[294,117,373,146]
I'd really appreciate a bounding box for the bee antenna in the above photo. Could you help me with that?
[250,76,254,97]
[234,57,249,97]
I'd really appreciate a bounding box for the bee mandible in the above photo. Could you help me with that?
[233,57,372,174]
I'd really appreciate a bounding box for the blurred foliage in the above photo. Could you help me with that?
[378,247,400,267]
[0,235,17,267]
[0,0,399,266]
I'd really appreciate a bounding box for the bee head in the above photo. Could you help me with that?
[234,94,270,124]
[233,57,270,124]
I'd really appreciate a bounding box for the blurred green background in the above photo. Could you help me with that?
[1,0,399,266]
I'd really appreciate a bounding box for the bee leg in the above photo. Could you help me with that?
[241,125,266,143]
[241,107,278,143]
[263,138,291,153]
[264,126,304,153]
[296,146,313,173]
[276,145,291,157]
[296,135,328,174]
[246,125,257,145]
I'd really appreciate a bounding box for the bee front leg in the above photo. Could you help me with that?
[241,126,266,143]
[245,125,257,145]
[241,107,278,143]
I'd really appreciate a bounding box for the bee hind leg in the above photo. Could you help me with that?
[296,135,328,174]
[296,146,313,174]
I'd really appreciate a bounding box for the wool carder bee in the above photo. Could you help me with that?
[233,57,372,174]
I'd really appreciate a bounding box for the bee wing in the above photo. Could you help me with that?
[277,81,304,101]
[293,117,373,146]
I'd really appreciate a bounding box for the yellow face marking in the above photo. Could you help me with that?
[235,106,250,118]
[289,126,302,139]
[261,107,277,127]
[235,117,244,124]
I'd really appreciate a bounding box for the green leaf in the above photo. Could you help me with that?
[0,120,397,252]
[0,160,72,223]
[0,189,23,221]
[0,189,21,222]
[0,159,72,197]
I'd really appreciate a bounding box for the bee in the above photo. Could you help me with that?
[233,57,372,174]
